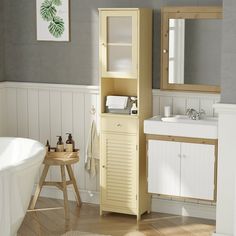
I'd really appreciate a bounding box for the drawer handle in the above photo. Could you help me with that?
[102,165,106,168]
[116,123,121,127]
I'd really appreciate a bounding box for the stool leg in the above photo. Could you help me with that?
[29,164,49,210]
[66,165,82,206]
[61,164,69,220]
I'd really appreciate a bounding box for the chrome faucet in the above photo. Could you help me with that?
[186,108,206,120]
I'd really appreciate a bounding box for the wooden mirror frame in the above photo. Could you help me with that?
[160,6,223,93]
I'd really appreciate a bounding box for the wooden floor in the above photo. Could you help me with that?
[18,197,215,236]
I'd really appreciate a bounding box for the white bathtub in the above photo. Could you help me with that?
[0,137,46,236]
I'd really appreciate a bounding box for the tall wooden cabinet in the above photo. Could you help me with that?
[99,8,152,220]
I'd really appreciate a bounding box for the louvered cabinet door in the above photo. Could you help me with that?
[101,133,137,212]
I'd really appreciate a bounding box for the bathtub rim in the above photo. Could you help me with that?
[0,137,46,173]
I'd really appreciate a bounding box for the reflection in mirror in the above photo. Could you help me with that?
[168,19,185,84]
[168,18,222,87]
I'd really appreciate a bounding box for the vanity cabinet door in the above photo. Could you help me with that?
[100,133,137,213]
[100,10,138,79]
[148,140,181,196]
[181,143,215,200]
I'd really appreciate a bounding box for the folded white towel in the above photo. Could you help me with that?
[106,96,128,109]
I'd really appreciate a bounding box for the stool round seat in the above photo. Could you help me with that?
[44,156,79,165]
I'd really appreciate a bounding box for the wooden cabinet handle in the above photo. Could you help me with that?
[116,123,121,127]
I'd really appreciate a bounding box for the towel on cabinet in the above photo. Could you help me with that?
[85,120,100,177]
[106,96,128,109]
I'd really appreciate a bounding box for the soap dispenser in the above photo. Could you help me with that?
[65,133,75,152]
[56,136,64,152]
[131,97,138,115]
[46,140,50,152]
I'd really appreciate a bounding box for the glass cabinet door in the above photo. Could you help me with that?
[100,11,138,79]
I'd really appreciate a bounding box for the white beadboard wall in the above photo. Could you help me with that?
[0,82,220,219]
[152,89,220,117]
[0,82,101,203]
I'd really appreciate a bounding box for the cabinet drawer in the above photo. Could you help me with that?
[101,116,138,134]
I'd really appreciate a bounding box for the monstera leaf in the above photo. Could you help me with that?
[52,0,62,6]
[40,0,57,21]
[48,16,65,38]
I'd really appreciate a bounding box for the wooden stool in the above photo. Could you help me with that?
[29,151,82,219]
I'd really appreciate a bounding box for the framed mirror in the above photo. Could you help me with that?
[160,6,223,93]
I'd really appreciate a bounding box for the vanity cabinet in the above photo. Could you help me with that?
[148,138,217,201]
[99,8,152,220]
[180,142,215,200]
[148,140,181,196]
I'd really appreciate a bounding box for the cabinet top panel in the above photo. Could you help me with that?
[144,115,218,139]
[161,6,222,13]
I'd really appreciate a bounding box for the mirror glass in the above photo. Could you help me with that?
[168,18,222,86]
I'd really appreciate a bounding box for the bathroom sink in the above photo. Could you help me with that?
[161,115,218,124]
[144,115,218,139]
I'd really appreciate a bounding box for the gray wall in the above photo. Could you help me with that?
[184,19,222,86]
[3,0,222,88]
[0,0,4,82]
[220,0,236,103]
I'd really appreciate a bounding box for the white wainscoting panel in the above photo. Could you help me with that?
[151,196,216,220]
[0,82,221,219]
[153,89,220,117]
[17,88,28,138]
[0,82,100,202]
[28,89,39,140]
[72,92,85,190]
[0,87,6,136]
[173,97,186,115]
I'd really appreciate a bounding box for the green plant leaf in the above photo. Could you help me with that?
[48,16,65,38]
[40,0,57,21]
[52,0,62,6]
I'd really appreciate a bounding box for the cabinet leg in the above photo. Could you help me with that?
[29,164,49,210]
[100,208,103,216]
[61,165,69,220]
[147,194,151,214]
[137,214,141,221]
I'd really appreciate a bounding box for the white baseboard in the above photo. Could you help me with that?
[151,196,216,220]
[35,186,216,220]
[212,233,232,236]
[36,186,99,205]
